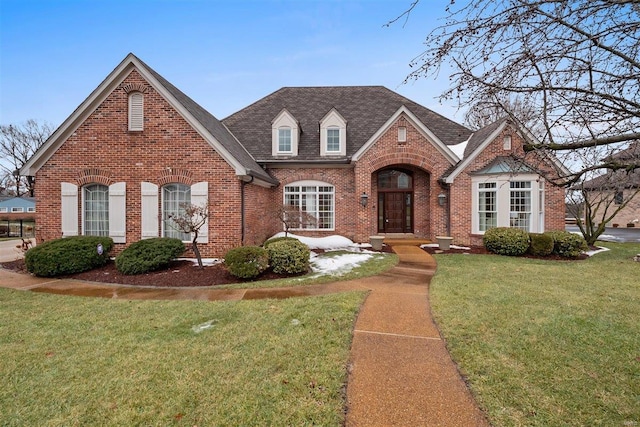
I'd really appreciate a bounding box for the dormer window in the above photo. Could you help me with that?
[272,109,299,156]
[278,127,292,152]
[327,128,340,152]
[128,92,144,131]
[320,109,347,156]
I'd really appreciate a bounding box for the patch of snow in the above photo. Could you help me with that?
[192,320,217,333]
[310,253,374,276]
[421,243,471,250]
[449,139,468,160]
[585,246,609,257]
[269,232,355,250]
[177,258,222,266]
[595,234,624,243]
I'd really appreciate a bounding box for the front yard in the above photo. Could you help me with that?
[430,241,640,426]
[1,242,638,425]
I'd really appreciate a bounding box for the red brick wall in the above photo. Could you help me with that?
[354,114,452,242]
[450,126,566,246]
[34,70,245,257]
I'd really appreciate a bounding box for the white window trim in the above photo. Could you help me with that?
[320,109,347,156]
[0,207,7,213]
[283,180,335,231]
[82,183,110,237]
[471,174,544,234]
[128,92,144,131]
[27,207,36,213]
[398,126,407,143]
[11,207,24,213]
[272,109,299,156]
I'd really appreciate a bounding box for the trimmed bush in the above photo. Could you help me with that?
[224,246,269,279]
[546,230,588,258]
[115,238,185,275]
[263,236,299,248]
[528,233,555,257]
[25,236,114,277]
[266,239,310,274]
[483,227,530,256]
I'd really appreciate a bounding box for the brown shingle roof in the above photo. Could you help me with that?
[222,86,472,161]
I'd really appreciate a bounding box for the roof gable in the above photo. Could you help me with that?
[21,54,276,186]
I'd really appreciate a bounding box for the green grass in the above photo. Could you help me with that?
[0,289,366,426]
[430,242,640,426]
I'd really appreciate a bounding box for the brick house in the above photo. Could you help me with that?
[21,54,566,257]
[580,141,640,227]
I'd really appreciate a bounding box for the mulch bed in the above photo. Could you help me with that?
[1,243,585,288]
[0,258,303,287]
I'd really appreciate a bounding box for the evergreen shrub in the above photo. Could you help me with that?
[528,233,555,256]
[266,239,310,274]
[546,230,588,258]
[483,227,530,256]
[25,236,114,277]
[115,237,185,275]
[224,246,269,279]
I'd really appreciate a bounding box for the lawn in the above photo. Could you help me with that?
[430,242,640,426]
[0,289,366,426]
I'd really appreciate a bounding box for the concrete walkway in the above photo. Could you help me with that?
[0,244,489,426]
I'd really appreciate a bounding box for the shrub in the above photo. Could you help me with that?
[528,233,554,257]
[115,238,185,275]
[546,230,588,258]
[25,236,114,277]
[483,227,530,256]
[266,239,310,274]
[224,246,269,279]
[263,236,300,248]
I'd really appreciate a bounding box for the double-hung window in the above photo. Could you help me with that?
[278,127,292,153]
[326,128,340,153]
[162,183,191,241]
[284,181,334,230]
[478,183,497,231]
[83,184,109,236]
[472,175,542,233]
[510,181,532,230]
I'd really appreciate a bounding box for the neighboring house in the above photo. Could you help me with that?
[21,54,566,256]
[0,197,36,238]
[0,197,36,215]
[581,141,640,226]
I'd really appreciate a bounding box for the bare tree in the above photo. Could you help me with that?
[1,120,54,196]
[167,202,209,268]
[275,204,318,237]
[464,96,545,138]
[567,141,640,245]
[392,0,640,185]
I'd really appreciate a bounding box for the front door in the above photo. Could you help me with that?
[377,169,414,233]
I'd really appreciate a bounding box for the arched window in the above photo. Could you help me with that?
[128,92,144,131]
[162,183,191,240]
[83,184,109,236]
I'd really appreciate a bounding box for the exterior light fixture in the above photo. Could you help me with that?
[438,193,447,206]
[360,192,369,207]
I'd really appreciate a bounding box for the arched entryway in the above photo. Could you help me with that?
[377,168,414,233]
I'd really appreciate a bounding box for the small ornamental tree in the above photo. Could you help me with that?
[276,204,318,237]
[167,201,209,268]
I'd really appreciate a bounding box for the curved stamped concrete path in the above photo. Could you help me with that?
[0,245,489,426]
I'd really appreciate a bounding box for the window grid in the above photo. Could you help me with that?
[326,128,340,152]
[163,184,191,241]
[510,181,531,230]
[278,127,292,152]
[11,207,24,213]
[84,184,109,236]
[478,182,497,231]
[284,184,334,230]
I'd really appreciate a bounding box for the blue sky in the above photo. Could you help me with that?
[0,0,463,129]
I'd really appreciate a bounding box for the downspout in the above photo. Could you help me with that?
[240,172,254,245]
